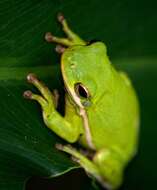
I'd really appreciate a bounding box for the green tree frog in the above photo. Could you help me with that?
[23,13,140,189]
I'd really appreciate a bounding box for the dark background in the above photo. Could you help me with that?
[0,0,157,190]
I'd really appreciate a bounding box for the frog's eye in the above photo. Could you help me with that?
[74,83,90,99]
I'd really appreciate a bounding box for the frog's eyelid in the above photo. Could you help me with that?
[74,83,90,99]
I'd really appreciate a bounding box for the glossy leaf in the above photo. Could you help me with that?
[0,0,157,189]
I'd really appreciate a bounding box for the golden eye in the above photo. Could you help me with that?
[74,83,90,98]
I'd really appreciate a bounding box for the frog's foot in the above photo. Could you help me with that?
[55,143,110,189]
[45,13,86,47]
[55,45,66,54]
[23,73,56,114]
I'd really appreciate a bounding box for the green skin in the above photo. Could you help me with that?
[24,14,140,189]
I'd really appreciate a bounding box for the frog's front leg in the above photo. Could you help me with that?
[45,13,86,47]
[23,73,81,143]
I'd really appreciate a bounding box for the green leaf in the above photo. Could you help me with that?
[0,0,157,189]
[0,74,78,189]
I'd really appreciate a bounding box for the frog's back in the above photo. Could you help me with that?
[88,67,140,161]
[62,42,139,161]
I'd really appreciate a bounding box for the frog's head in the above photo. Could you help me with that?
[61,42,111,108]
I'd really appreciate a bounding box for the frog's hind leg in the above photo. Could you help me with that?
[45,13,86,47]
[56,144,111,189]
[93,149,124,189]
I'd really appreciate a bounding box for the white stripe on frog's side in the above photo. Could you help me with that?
[61,57,95,150]
[68,89,95,150]
[79,107,95,150]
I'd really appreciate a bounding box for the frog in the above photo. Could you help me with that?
[23,13,140,189]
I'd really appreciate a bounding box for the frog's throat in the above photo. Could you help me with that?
[66,86,95,150]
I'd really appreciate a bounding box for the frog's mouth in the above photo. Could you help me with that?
[63,78,95,150]
[61,53,95,149]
